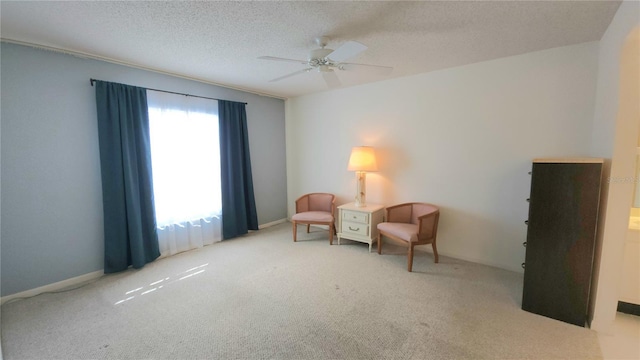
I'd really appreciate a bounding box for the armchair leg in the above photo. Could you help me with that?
[377,233,382,254]
[292,222,297,242]
[329,224,334,245]
[408,243,414,272]
[432,242,439,263]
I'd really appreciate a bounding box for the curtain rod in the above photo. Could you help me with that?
[89,78,247,105]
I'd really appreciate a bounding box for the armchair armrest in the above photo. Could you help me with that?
[417,210,440,241]
[295,196,310,213]
[385,203,413,223]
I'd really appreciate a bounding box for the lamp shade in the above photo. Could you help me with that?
[347,146,378,172]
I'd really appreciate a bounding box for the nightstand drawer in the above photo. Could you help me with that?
[342,221,369,236]
[342,210,368,224]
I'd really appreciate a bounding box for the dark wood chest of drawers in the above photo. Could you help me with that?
[522,158,603,327]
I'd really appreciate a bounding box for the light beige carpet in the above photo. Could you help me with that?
[1,223,603,359]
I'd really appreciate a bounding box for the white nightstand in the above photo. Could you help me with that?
[337,203,385,252]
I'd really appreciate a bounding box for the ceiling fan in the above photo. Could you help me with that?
[258,36,393,88]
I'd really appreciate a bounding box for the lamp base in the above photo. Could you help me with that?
[354,171,366,207]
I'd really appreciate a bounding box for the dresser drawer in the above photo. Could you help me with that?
[342,210,369,224]
[342,221,369,236]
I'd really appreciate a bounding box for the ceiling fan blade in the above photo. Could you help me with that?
[340,63,393,76]
[326,41,367,62]
[268,68,312,82]
[258,56,308,65]
[322,71,342,88]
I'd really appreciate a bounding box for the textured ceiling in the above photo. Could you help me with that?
[0,1,621,99]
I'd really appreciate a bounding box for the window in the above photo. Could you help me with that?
[147,90,222,256]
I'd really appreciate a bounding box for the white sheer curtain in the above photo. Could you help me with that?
[147,90,222,258]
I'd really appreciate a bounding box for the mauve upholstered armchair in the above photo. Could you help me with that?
[377,202,440,272]
[291,193,336,244]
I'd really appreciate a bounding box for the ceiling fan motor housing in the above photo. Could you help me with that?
[309,48,334,63]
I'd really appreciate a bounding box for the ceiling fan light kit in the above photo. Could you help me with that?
[259,36,393,88]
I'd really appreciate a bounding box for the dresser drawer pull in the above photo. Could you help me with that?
[522,263,525,269]
[523,241,527,247]
[524,220,529,225]
[526,198,530,202]
[349,226,360,231]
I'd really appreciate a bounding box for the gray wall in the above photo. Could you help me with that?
[0,42,287,296]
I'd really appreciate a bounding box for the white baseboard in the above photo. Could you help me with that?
[1,270,104,305]
[258,218,287,229]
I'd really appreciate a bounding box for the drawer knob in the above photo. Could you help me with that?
[522,263,525,269]
[523,241,527,247]
[524,220,529,225]
[349,226,360,231]
[526,198,530,202]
